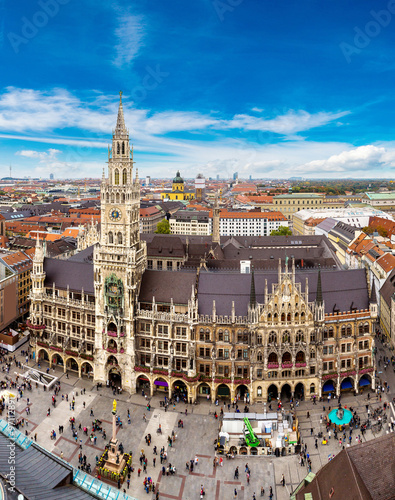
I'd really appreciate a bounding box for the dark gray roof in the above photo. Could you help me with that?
[379,268,395,307]
[68,245,94,263]
[139,270,196,304]
[197,268,369,317]
[0,434,94,499]
[44,258,94,293]
[295,433,395,500]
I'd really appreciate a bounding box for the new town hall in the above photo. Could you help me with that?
[28,96,378,403]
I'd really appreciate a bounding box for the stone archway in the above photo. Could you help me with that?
[172,380,188,401]
[153,377,169,395]
[81,361,93,378]
[322,379,336,393]
[51,353,64,367]
[294,382,305,400]
[281,383,292,401]
[216,384,230,399]
[37,348,49,362]
[65,356,78,373]
[359,374,372,389]
[340,377,354,392]
[197,382,211,398]
[108,366,122,387]
[136,374,151,395]
[267,383,278,402]
[236,384,249,401]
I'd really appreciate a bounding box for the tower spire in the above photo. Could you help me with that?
[316,267,323,304]
[115,90,127,136]
[250,265,256,308]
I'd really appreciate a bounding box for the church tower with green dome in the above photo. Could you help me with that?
[161,170,195,200]
[172,171,184,192]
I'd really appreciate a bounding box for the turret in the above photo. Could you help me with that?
[369,282,378,319]
[314,268,325,323]
[212,191,220,246]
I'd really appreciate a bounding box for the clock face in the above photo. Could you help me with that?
[109,208,122,221]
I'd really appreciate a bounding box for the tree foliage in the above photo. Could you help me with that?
[270,226,292,236]
[155,219,171,234]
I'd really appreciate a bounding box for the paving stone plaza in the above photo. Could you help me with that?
[2,339,394,500]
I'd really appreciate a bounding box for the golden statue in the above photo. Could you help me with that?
[113,399,117,413]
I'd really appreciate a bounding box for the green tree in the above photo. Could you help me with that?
[270,226,292,236]
[155,219,171,234]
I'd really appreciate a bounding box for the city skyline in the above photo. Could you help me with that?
[1,1,395,179]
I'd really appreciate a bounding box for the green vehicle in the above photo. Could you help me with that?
[244,417,260,447]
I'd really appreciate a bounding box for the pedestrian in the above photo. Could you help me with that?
[261,486,264,497]
[281,474,285,487]
[234,488,238,498]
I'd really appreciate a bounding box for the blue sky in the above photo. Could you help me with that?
[1,0,395,179]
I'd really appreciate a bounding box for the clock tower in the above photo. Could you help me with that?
[93,92,147,392]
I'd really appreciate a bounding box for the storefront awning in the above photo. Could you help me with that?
[322,381,335,392]
[154,380,168,387]
[341,380,353,389]
[359,378,370,387]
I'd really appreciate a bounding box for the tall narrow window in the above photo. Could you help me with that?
[122,142,125,155]
[122,168,127,185]
[108,232,113,244]
[118,232,122,245]
[117,142,120,154]
[114,169,119,185]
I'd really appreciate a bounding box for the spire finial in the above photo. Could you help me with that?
[115,91,126,136]
[250,264,256,308]
[316,266,323,304]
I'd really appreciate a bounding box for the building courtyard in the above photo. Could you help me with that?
[0,338,393,500]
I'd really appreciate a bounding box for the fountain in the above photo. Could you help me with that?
[328,406,353,426]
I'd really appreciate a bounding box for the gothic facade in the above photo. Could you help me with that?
[28,96,377,403]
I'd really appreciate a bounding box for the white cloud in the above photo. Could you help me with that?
[3,86,393,179]
[299,145,395,174]
[113,15,145,67]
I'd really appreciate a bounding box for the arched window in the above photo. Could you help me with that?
[122,168,127,185]
[364,323,369,334]
[224,330,229,342]
[268,331,277,344]
[346,325,352,337]
[118,232,123,245]
[295,312,299,321]
[122,142,125,155]
[282,331,290,343]
[122,193,125,202]
[117,143,120,154]
[358,323,364,335]
[257,386,262,397]
[257,351,263,362]
[116,192,120,204]
[328,327,334,338]
[108,232,113,244]
[296,330,304,343]
[287,313,291,322]
[273,313,278,322]
[301,312,305,321]
[267,313,272,321]
[281,313,285,322]
[341,325,346,337]
[218,330,223,341]
[114,169,119,185]
[111,193,115,203]
[257,334,262,345]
